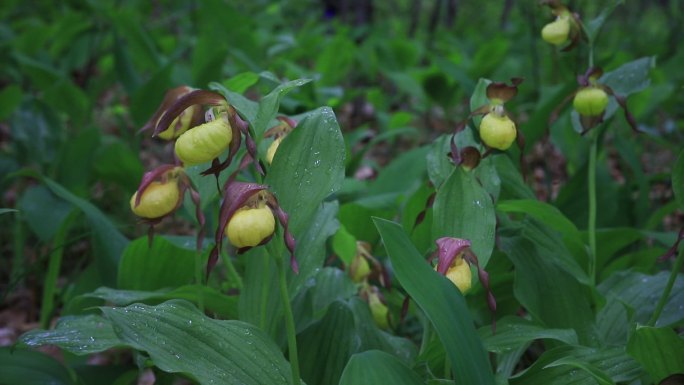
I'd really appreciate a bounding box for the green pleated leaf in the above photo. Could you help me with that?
[267,107,345,237]
[19,314,121,355]
[14,171,128,286]
[374,218,494,385]
[209,81,259,123]
[83,285,238,319]
[118,236,197,291]
[339,350,424,385]
[500,235,596,344]
[627,325,684,383]
[497,199,581,243]
[509,345,642,385]
[291,267,357,333]
[478,316,578,354]
[102,300,293,385]
[297,298,416,385]
[542,356,615,385]
[673,149,684,210]
[597,271,684,345]
[584,0,624,42]
[600,56,655,120]
[252,78,313,138]
[0,347,77,385]
[432,167,496,267]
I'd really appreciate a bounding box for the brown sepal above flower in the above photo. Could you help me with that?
[139,86,203,138]
[486,78,523,104]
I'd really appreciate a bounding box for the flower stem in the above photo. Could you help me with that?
[194,249,205,313]
[219,250,243,290]
[647,245,684,327]
[40,211,76,329]
[276,255,300,384]
[588,131,598,286]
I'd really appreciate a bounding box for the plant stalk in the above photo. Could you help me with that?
[219,250,243,290]
[194,249,205,313]
[40,211,77,329]
[647,245,684,326]
[588,132,598,286]
[276,255,300,384]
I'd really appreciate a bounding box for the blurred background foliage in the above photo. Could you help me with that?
[0,0,682,371]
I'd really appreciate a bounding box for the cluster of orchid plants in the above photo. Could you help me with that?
[130,86,298,277]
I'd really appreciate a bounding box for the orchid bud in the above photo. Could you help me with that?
[141,86,202,140]
[479,110,517,151]
[129,180,181,219]
[361,285,389,330]
[175,111,233,166]
[266,137,284,165]
[369,291,389,330]
[541,17,570,45]
[264,116,297,165]
[350,254,371,283]
[573,87,609,117]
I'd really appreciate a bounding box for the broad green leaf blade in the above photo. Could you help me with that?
[497,199,581,242]
[267,107,345,237]
[19,315,121,355]
[432,167,496,266]
[224,72,260,94]
[102,300,293,385]
[26,173,128,286]
[357,146,428,208]
[0,208,18,215]
[478,316,578,354]
[209,81,259,123]
[298,298,416,385]
[288,201,340,294]
[509,346,642,385]
[600,57,655,120]
[374,218,495,385]
[84,286,238,319]
[0,347,77,385]
[470,78,491,129]
[499,203,589,283]
[627,325,684,383]
[252,78,313,138]
[494,155,535,200]
[673,149,684,209]
[291,267,357,332]
[0,84,23,120]
[597,271,684,345]
[118,236,198,291]
[500,235,596,344]
[601,57,655,97]
[339,350,424,385]
[584,0,624,42]
[298,300,356,385]
[543,356,614,385]
[16,185,72,241]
